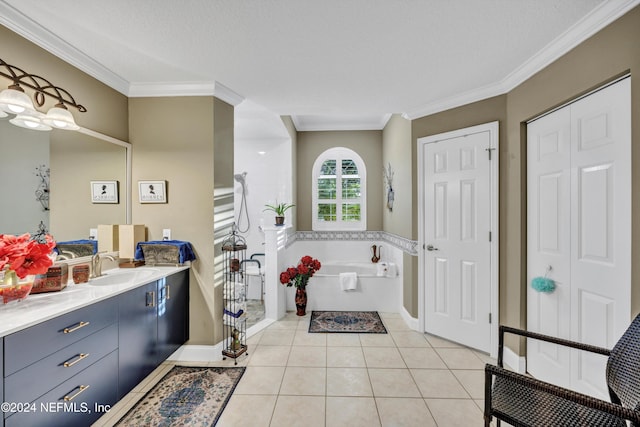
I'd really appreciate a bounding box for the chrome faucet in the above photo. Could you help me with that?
[56,250,77,261]
[91,253,117,279]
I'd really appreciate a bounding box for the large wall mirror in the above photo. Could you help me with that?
[0,117,131,243]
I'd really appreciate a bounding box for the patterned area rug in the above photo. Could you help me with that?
[309,311,387,333]
[115,366,245,427]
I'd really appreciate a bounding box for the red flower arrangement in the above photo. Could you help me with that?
[0,233,56,279]
[279,255,322,289]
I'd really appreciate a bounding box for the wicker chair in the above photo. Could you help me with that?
[484,314,640,427]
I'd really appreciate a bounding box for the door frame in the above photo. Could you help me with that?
[417,121,500,358]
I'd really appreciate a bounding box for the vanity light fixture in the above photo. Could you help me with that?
[0,57,86,131]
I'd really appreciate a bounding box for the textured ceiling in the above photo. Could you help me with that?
[1,0,636,131]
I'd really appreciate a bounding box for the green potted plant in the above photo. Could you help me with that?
[263,202,295,226]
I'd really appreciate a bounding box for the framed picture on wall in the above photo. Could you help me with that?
[138,180,167,203]
[90,181,119,204]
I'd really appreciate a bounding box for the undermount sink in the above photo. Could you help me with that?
[88,268,159,286]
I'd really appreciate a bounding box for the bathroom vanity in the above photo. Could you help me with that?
[0,266,189,427]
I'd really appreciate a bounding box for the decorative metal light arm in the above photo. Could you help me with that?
[0,57,86,112]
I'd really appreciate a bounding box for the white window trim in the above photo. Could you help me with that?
[312,147,366,231]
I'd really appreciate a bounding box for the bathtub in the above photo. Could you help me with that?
[285,261,401,313]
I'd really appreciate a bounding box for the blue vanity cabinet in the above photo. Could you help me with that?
[2,297,119,427]
[156,269,189,362]
[118,270,190,397]
[117,280,159,397]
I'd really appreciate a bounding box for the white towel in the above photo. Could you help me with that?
[340,272,358,291]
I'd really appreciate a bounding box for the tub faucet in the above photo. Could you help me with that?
[91,253,117,279]
[371,245,380,263]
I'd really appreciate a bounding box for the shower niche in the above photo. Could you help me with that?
[221,228,248,364]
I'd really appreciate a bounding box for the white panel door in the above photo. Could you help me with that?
[526,106,572,389]
[527,77,631,399]
[569,78,631,398]
[424,130,492,353]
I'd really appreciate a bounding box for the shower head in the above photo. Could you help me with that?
[234,172,247,184]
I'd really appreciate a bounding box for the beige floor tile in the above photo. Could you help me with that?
[379,312,402,319]
[326,397,381,427]
[376,397,437,427]
[425,333,464,348]
[391,330,430,347]
[425,398,484,426]
[93,391,144,426]
[327,346,366,367]
[267,318,300,330]
[399,347,448,369]
[435,348,486,370]
[293,329,327,346]
[368,368,422,398]
[327,333,362,346]
[453,369,486,399]
[287,345,327,367]
[259,328,296,346]
[246,330,265,346]
[473,349,496,365]
[280,366,326,396]
[233,366,285,395]
[270,395,325,427]
[363,346,406,368]
[216,394,277,427]
[326,367,373,396]
[248,345,291,366]
[383,317,412,331]
[411,369,470,398]
[359,333,396,347]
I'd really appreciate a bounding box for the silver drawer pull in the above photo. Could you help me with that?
[63,353,90,368]
[166,284,171,300]
[64,384,90,401]
[63,321,90,334]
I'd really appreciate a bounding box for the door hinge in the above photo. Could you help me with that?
[485,147,496,160]
[489,313,492,324]
[489,231,492,242]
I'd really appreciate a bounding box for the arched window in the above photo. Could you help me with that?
[312,147,366,231]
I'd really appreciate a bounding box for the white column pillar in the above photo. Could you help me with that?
[263,225,290,320]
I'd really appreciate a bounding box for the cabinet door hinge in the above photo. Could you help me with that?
[489,231,492,242]
[489,313,492,324]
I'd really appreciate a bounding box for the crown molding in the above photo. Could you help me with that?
[0,2,130,95]
[404,0,640,120]
[291,113,391,131]
[127,81,244,105]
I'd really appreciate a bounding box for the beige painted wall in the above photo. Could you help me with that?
[296,130,383,230]
[281,116,298,230]
[412,95,507,324]
[504,6,640,352]
[129,96,226,344]
[0,25,128,140]
[382,114,415,314]
[411,5,640,355]
[1,25,129,240]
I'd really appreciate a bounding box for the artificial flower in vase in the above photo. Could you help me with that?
[0,233,56,304]
[279,255,321,316]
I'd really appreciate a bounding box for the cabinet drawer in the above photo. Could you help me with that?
[4,323,118,404]
[5,350,118,427]
[4,297,117,376]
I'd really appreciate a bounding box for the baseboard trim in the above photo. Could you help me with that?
[400,306,419,331]
[503,346,527,374]
[167,344,223,362]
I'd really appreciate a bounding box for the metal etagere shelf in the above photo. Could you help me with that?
[221,226,248,364]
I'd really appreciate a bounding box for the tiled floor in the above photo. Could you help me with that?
[94,312,496,426]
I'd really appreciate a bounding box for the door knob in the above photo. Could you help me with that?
[426,244,438,251]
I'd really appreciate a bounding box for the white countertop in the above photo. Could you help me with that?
[0,265,189,337]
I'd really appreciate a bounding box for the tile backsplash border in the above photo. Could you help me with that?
[288,230,418,256]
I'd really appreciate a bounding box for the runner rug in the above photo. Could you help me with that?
[115,366,245,427]
[309,311,387,333]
